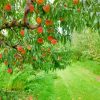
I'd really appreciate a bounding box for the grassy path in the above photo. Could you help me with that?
[54,62,100,100]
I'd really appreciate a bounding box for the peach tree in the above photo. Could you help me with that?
[0,0,99,73]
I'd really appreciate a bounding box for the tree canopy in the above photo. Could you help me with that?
[0,0,99,73]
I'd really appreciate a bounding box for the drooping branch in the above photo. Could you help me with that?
[0,0,40,31]
[0,0,41,49]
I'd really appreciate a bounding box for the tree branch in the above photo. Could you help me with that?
[0,19,40,30]
[23,0,41,29]
[0,0,40,31]
[23,0,31,25]
[0,20,22,30]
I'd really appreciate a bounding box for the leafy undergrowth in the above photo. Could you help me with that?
[0,64,54,100]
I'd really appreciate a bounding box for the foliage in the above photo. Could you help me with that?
[0,0,99,72]
[0,1,99,99]
[71,28,100,62]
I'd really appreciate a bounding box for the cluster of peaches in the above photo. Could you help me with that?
[4,0,57,45]
[1,0,79,74]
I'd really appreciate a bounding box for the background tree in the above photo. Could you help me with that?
[0,0,99,73]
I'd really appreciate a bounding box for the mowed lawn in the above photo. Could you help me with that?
[54,61,100,100]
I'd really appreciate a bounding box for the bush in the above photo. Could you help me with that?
[71,28,100,62]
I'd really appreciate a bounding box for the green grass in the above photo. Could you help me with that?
[0,60,100,100]
[75,60,100,75]
[54,60,100,100]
